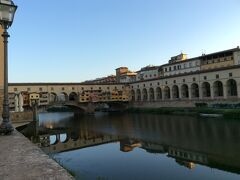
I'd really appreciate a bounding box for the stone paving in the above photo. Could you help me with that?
[0,130,73,180]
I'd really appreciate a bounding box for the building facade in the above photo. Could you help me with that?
[3,47,240,112]
[136,66,160,81]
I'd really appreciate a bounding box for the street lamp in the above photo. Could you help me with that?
[0,0,17,135]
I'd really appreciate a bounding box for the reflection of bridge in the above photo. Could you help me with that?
[21,113,240,174]
[49,101,129,113]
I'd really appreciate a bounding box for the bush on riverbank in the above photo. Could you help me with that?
[127,107,240,119]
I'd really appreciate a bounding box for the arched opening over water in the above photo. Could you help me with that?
[191,83,199,98]
[181,84,189,98]
[202,82,211,98]
[50,135,58,145]
[58,92,68,102]
[69,92,78,102]
[136,89,141,101]
[149,88,155,101]
[172,85,179,99]
[131,90,135,101]
[213,81,223,97]
[156,87,162,100]
[164,86,170,99]
[49,92,57,103]
[142,88,148,101]
[70,132,79,141]
[60,133,68,143]
[227,79,238,97]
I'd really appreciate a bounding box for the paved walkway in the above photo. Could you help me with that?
[0,130,73,180]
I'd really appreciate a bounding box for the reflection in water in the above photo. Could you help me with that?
[20,112,240,180]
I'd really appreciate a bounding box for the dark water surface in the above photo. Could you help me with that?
[20,112,240,180]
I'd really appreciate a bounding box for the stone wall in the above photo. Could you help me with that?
[10,111,33,123]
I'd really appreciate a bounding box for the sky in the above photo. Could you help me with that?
[7,0,240,82]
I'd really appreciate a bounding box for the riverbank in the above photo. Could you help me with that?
[0,129,73,180]
[127,107,240,119]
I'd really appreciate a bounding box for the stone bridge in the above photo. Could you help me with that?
[48,100,129,113]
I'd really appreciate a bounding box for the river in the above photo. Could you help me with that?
[20,112,240,180]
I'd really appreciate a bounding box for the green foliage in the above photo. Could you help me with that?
[127,107,240,119]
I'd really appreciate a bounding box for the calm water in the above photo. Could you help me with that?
[20,112,240,180]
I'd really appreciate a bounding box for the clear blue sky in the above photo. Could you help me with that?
[8,0,240,82]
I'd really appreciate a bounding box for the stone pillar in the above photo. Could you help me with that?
[154,89,158,101]
[223,84,227,99]
[179,86,182,99]
[56,134,61,143]
[211,86,214,99]
[188,87,192,100]
[238,82,240,98]
[169,87,173,100]
[199,85,203,100]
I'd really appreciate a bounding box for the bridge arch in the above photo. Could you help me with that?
[202,82,211,98]
[172,85,179,99]
[49,92,57,103]
[50,135,58,145]
[70,132,79,141]
[69,92,78,102]
[227,79,238,97]
[149,88,155,101]
[60,133,68,143]
[213,81,223,97]
[57,92,68,102]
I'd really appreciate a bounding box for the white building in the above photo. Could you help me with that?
[136,66,160,81]
[163,58,201,77]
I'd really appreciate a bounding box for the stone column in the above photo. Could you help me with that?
[238,82,240,98]
[211,86,214,99]
[188,87,192,100]
[170,87,173,100]
[154,89,158,101]
[179,86,182,99]
[199,85,203,100]
[223,84,227,99]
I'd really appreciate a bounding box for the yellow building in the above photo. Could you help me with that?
[200,48,236,70]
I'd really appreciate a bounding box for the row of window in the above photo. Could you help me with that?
[202,56,233,65]
[13,86,125,92]
[133,73,233,88]
[165,61,199,72]
[138,73,158,79]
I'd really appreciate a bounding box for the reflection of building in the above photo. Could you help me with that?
[175,159,195,169]
[120,139,141,152]
[20,112,240,175]
[168,146,208,165]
